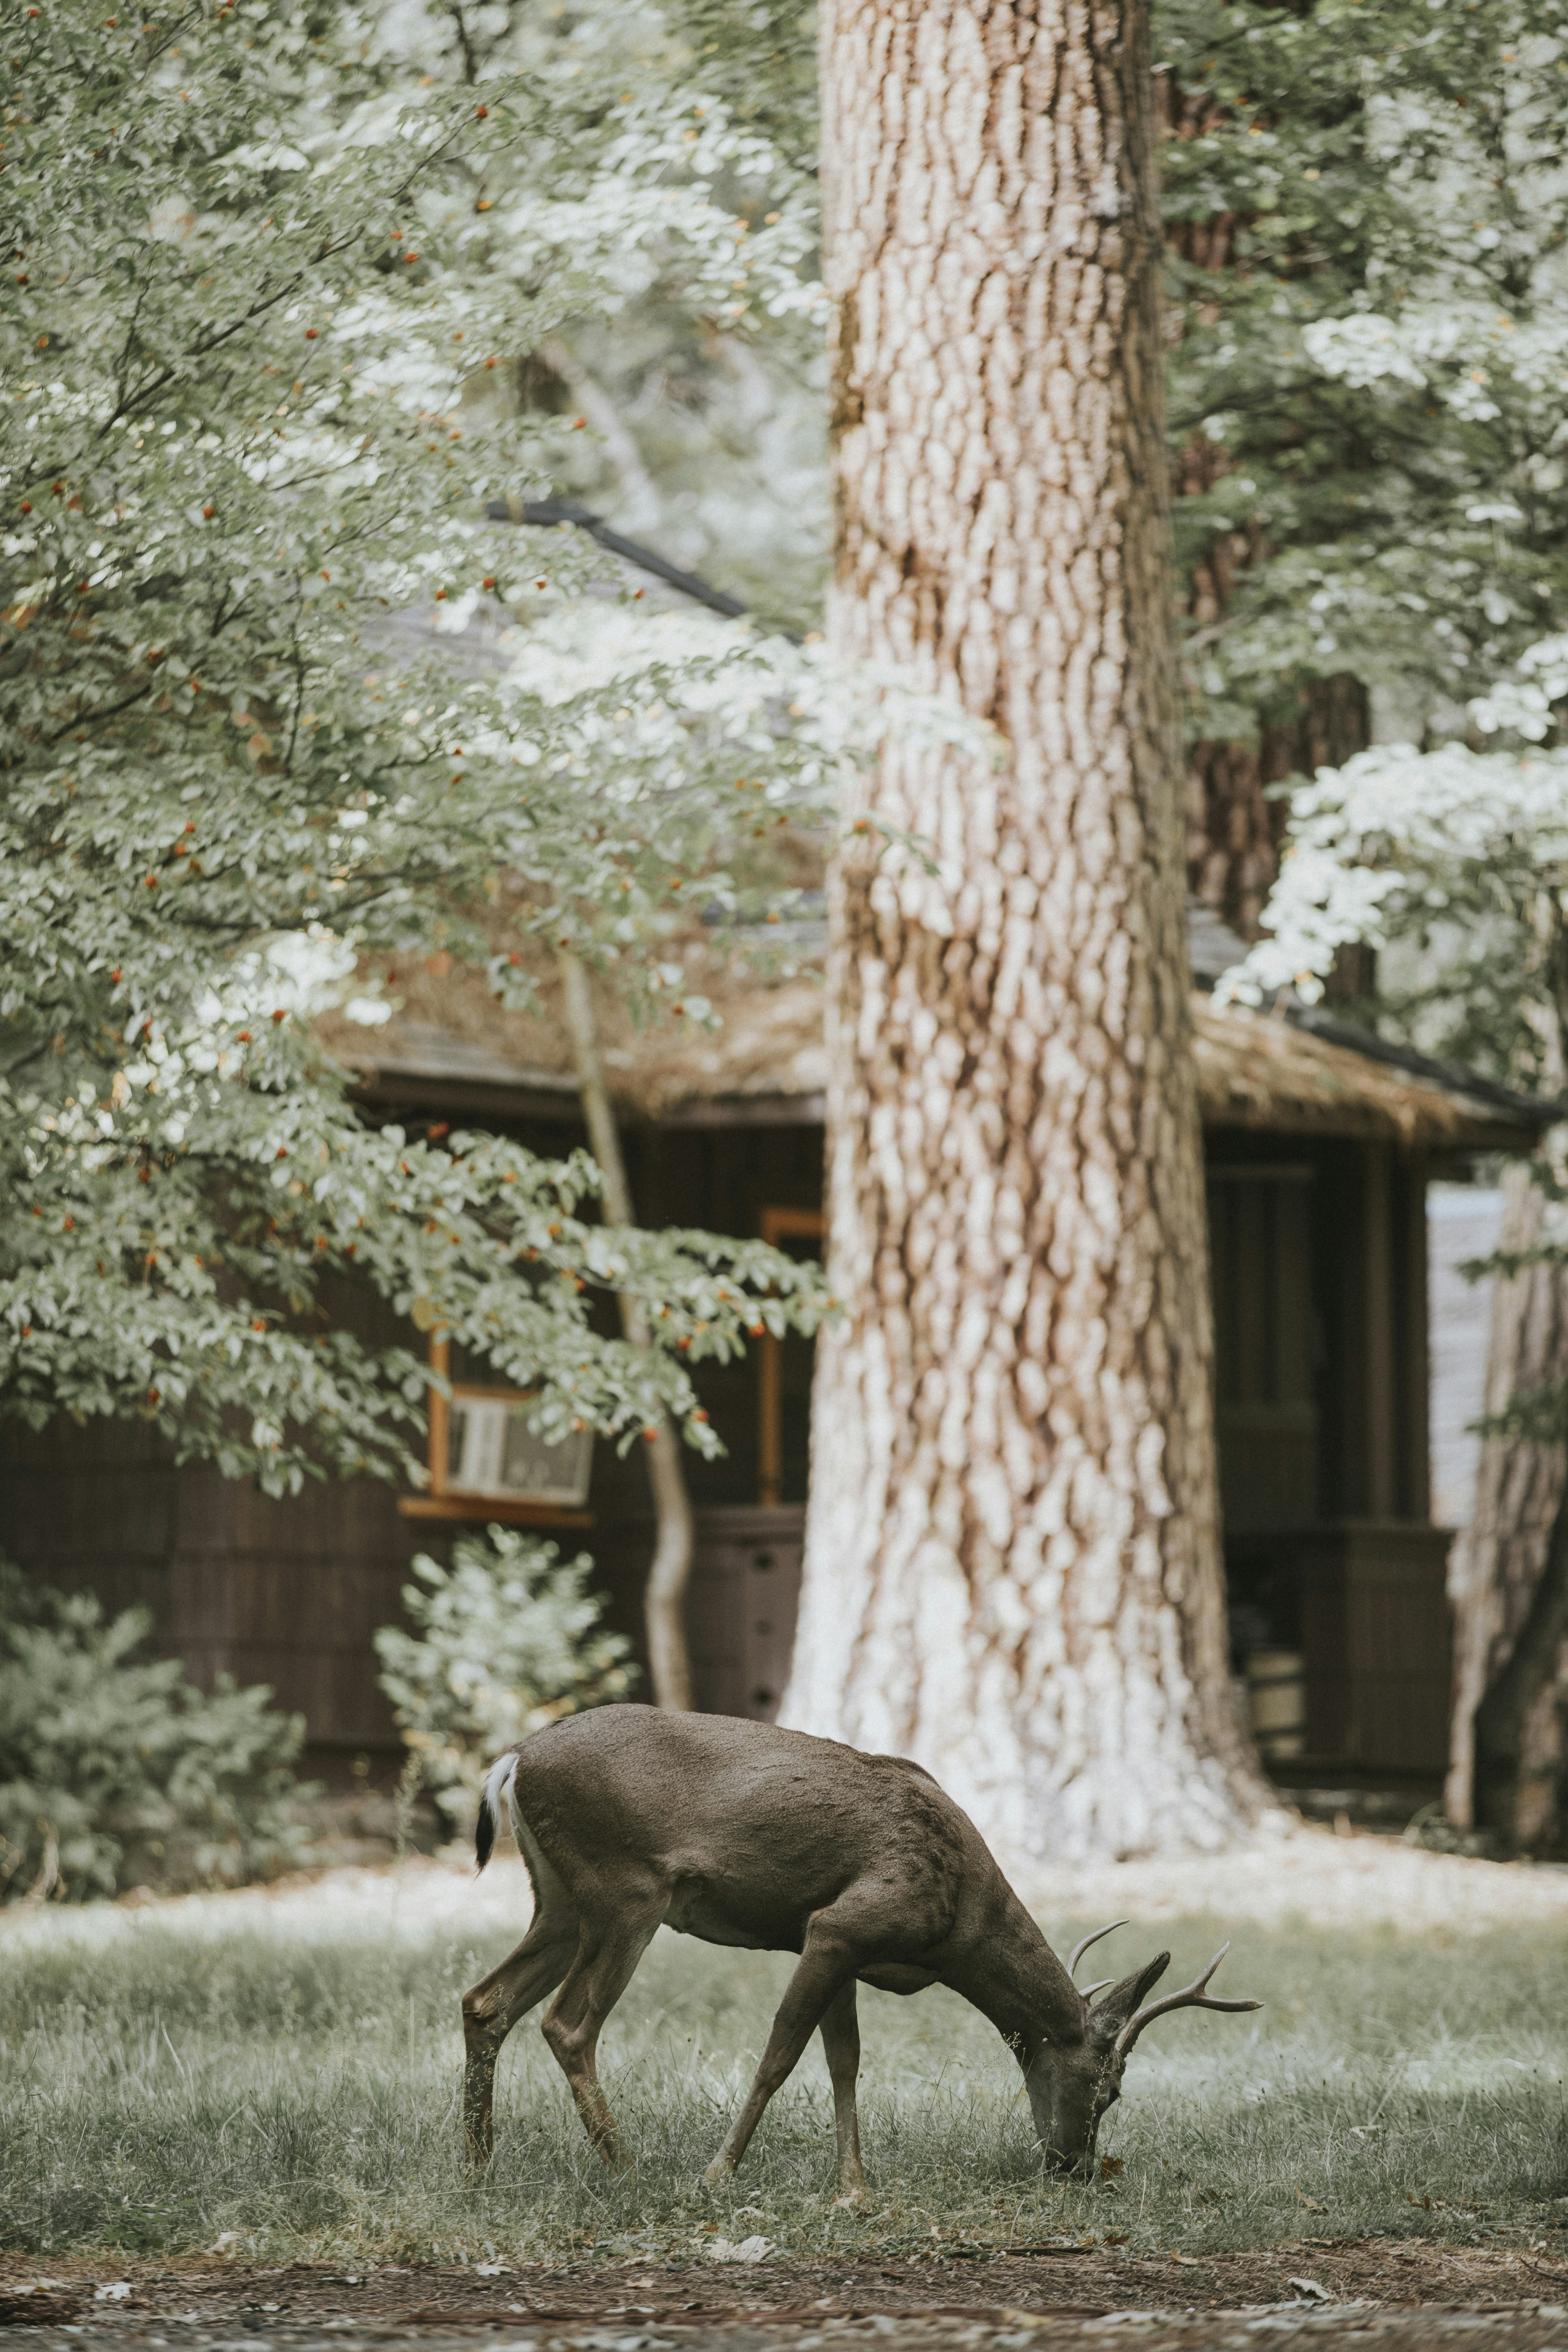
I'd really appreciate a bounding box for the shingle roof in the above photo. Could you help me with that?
[320,928,1547,1152]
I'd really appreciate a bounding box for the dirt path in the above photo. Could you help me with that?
[6,2246,1568,2351]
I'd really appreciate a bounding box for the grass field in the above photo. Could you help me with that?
[3,1869,1568,2267]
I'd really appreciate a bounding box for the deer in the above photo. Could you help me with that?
[461,1704,1261,2190]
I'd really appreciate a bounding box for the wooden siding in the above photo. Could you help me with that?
[0,1413,425,1755]
[0,1115,1451,1781]
[1298,1522,1454,1776]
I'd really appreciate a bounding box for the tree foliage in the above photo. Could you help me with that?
[1215,635,1568,1096]
[0,0,830,1495]
[1159,0,1568,749]
[9,0,1563,1497]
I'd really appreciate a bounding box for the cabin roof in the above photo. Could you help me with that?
[319,923,1549,1154]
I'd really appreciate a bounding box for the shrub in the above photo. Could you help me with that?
[0,1562,307,1902]
[374,1528,634,1834]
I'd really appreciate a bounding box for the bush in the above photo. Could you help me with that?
[374,1527,634,1834]
[0,1562,307,1902]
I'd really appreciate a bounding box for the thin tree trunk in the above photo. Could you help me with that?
[539,337,662,535]
[1448,1156,1568,1840]
[781,0,1269,1867]
[556,952,695,1711]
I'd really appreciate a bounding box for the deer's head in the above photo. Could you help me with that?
[1025,1924,1261,2179]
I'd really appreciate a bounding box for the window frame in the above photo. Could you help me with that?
[397,1331,595,1528]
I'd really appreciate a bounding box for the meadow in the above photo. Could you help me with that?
[3,1866,1567,2268]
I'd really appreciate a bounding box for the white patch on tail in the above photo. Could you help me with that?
[477,1749,521,1870]
[483,1749,519,1821]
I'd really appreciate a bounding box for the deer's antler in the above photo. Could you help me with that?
[1066,1919,1129,1980]
[1112,1940,1262,2058]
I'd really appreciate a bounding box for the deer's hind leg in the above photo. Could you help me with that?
[818,1978,867,2197]
[540,1890,665,2174]
[462,1903,578,2172]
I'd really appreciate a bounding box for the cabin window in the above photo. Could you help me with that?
[756,1207,825,1508]
[398,1332,594,1526]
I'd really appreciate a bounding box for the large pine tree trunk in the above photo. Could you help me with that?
[781,0,1269,1866]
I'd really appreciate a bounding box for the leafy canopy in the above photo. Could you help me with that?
[0,0,830,1494]
[1160,0,1568,746]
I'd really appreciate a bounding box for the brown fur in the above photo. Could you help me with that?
[460,1706,1254,2189]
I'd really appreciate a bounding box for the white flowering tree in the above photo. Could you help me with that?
[1158,0,1568,931]
[1213,683,1568,1090]
[0,0,832,1506]
[1217,637,1568,1849]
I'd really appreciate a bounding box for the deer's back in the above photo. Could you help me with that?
[512,1704,978,1959]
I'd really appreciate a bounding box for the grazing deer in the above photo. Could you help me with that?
[462,1705,1259,2189]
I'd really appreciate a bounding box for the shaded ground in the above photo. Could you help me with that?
[8,2243,1568,2350]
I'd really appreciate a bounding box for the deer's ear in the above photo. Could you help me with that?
[1089,1952,1170,2042]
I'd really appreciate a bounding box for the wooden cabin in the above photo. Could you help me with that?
[1,916,1546,1804]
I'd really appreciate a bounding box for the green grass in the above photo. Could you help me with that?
[3,1890,1568,2265]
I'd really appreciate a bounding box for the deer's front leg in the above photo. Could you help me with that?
[704,1933,853,2186]
[818,1977,867,2198]
[461,1920,576,2171]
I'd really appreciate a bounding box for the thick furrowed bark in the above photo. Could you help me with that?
[783,0,1268,1869]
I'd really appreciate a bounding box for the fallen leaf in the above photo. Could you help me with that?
[1100,2156,1124,2179]
[1288,2277,1332,2303]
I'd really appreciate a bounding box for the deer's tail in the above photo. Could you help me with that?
[476,1749,520,1874]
